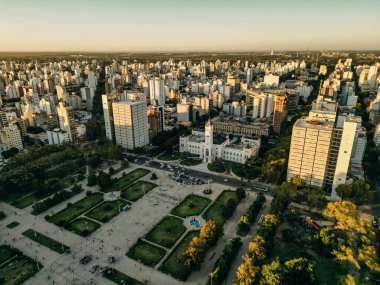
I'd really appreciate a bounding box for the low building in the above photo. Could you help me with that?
[212,116,270,137]
[47,128,70,146]
[179,120,260,164]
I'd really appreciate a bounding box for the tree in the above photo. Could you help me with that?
[290,175,302,187]
[284,258,315,285]
[236,188,246,201]
[1,147,19,159]
[304,187,325,211]
[323,201,380,273]
[259,257,283,285]
[87,155,102,168]
[270,182,296,215]
[237,215,250,235]
[336,181,373,205]
[318,226,338,255]
[234,254,259,285]
[335,184,352,200]
[223,198,237,219]
[248,235,266,264]
[150,173,158,180]
[97,171,112,190]
[87,170,97,186]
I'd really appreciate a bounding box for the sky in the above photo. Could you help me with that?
[0,0,379,52]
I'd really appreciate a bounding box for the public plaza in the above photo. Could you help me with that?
[0,160,269,285]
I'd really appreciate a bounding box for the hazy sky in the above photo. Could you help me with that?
[1,0,379,52]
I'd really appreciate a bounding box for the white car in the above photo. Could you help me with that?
[224,179,228,182]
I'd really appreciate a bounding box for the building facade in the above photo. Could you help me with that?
[112,101,149,150]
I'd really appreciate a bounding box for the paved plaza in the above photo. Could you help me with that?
[0,161,270,285]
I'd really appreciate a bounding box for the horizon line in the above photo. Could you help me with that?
[0,49,379,54]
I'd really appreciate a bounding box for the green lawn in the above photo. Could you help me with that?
[103,267,142,285]
[145,216,186,249]
[0,245,20,265]
[10,180,69,209]
[22,229,69,254]
[159,231,199,281]
[180,158,203,166]
[66,217,101,237]
[85,200,130,223]
[127,240,166,267]
[203,190,238,225]
[121,181,157,202]
[48,193,103,226]
[104,168,150,193]
[11,193,43,209]
[0,255,41,285]
[172,194,211,218]
[6,222,20,229]
[158,152,181,161]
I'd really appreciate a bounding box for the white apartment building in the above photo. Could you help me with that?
[112,101,149,150]
[47,128,70,146]
[263,74,279,87]
[287,111,360,199]
[0,124,23,150]
[149,77,165,106]
[57,102,78,143]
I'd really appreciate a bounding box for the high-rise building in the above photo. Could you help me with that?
[112,101,149,150]
[0,124,23,150]
[57,102,78,143]
[287,110,359,198]
[149,77,165,106]
[147,106,164,138]
[273,95,287,134]
[374,124,380,146]
[102,93,120,142]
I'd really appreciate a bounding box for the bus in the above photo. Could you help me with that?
[253,184,269,192]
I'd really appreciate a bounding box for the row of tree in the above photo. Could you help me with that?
[237,193,266,236]
[32,184,83,215]
[183,220,222,271]
[208,237,242,285]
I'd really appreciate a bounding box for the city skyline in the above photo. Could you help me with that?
[1,0,379,52]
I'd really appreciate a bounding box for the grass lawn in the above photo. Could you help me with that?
[180,158,203,166]
[203,190,238,225]
[127,240,166,267]
[0,245,20,265]
[11,193,43,209]
[11,180,69,209]
[66,217,101,237]
[145,216,186,249]
[104,168,150,193]
[159,231,199,281]
[158,152,181,161]
[172,194,211,218]
[121,181,157,202]
[6,222,20,229]
[48,193,103,226]
[22,229,69,254]
[86,200,130,223]
[0,255,41,285]
[103,267,142,285]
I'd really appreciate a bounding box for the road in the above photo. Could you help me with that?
[124,154,276,194]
